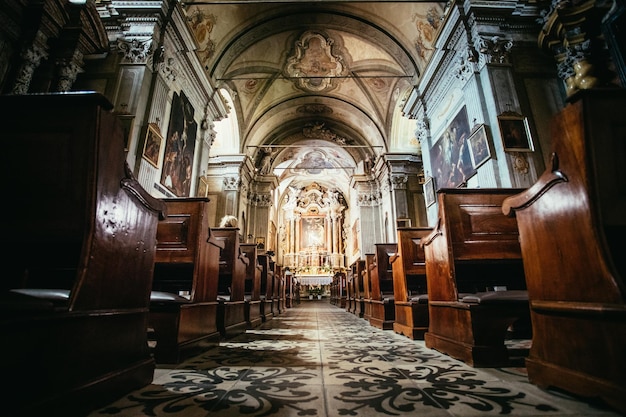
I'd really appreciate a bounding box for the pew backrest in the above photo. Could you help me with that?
[153,198,222,302]
[4,92,166,310]
[391,227,432,302]
[240,243,261,300]
[211,228,247,301]
[422,189,526,302]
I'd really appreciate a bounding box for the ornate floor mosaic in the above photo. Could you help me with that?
[90,302,621,417]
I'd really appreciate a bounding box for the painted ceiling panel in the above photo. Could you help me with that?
[184,1,446,191]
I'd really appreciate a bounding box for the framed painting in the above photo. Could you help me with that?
[468,124,491,169]
[142,123,162,168]
[498,113,533,152]
[424,176,436,207]
[429,105,473,188]
[160,91,198,197]
[301,216,326,250]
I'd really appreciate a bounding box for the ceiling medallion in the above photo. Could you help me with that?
[286,31,346,92]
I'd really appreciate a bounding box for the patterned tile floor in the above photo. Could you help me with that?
[90,302,622,417]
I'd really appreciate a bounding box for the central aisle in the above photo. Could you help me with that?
[90,301,619,417]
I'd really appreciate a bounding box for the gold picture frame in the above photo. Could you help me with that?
[424,176,436,207]
[498,113,533,152]
[142,123,163,168]
[468,124,492,169]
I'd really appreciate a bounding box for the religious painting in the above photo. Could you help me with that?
[160,91,197,197]
[429,105,472,189]
[142,123,162,168]
[301,216,326,250]
[423,176,436,207]
[498,113,534,152]
[467,124,492,169]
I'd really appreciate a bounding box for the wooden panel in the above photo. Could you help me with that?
[1,93,166,416]
[502,90,626,413]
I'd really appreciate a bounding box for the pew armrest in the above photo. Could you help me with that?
[460,290,528,305]
[150,291,191,304]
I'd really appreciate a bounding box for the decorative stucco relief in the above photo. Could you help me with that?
[286,31,346,92]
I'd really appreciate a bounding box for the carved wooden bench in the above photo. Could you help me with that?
[1,93,166,416]
[367,243,397,330]
[347,260,362,315]
[240,243,263,328]
[257,253,274,322]
[274,265,285,314]
[351,260,366,317]
[503,90,626,413]
[149,198,223,363]
[212,228,248,338]
[422,188,530,367]
[362,254,375,322]
[390,227,432,340]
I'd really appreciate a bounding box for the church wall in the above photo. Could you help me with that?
[404,2,564,226]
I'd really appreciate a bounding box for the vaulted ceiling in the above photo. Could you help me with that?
[185,1,447,191]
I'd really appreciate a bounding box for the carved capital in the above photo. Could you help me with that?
[391,174,408,190]
[478,36,513,64]
[249,192,272,207]
[223,176,240,191]
[117,38,153,64]
[357,192,382,207]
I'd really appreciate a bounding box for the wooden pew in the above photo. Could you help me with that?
[346,262,356,313]
[1,93,166,416]
[339,272,347,307]
[257,253,274,322]
[212,228,248,337]
[502,90,626,414]
[268,258,278,316]
[285,267,294,308]
[274,265,285,315]
[390,227,432,340]
[240,243,263,328]
[329,272,337,305]
[362,254,374,321]
[353,259,366,317]
[422,188,530,367]
[149,198,223,363]
[368,243,397,330]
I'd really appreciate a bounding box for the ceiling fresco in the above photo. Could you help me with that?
[183,1,447,193]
